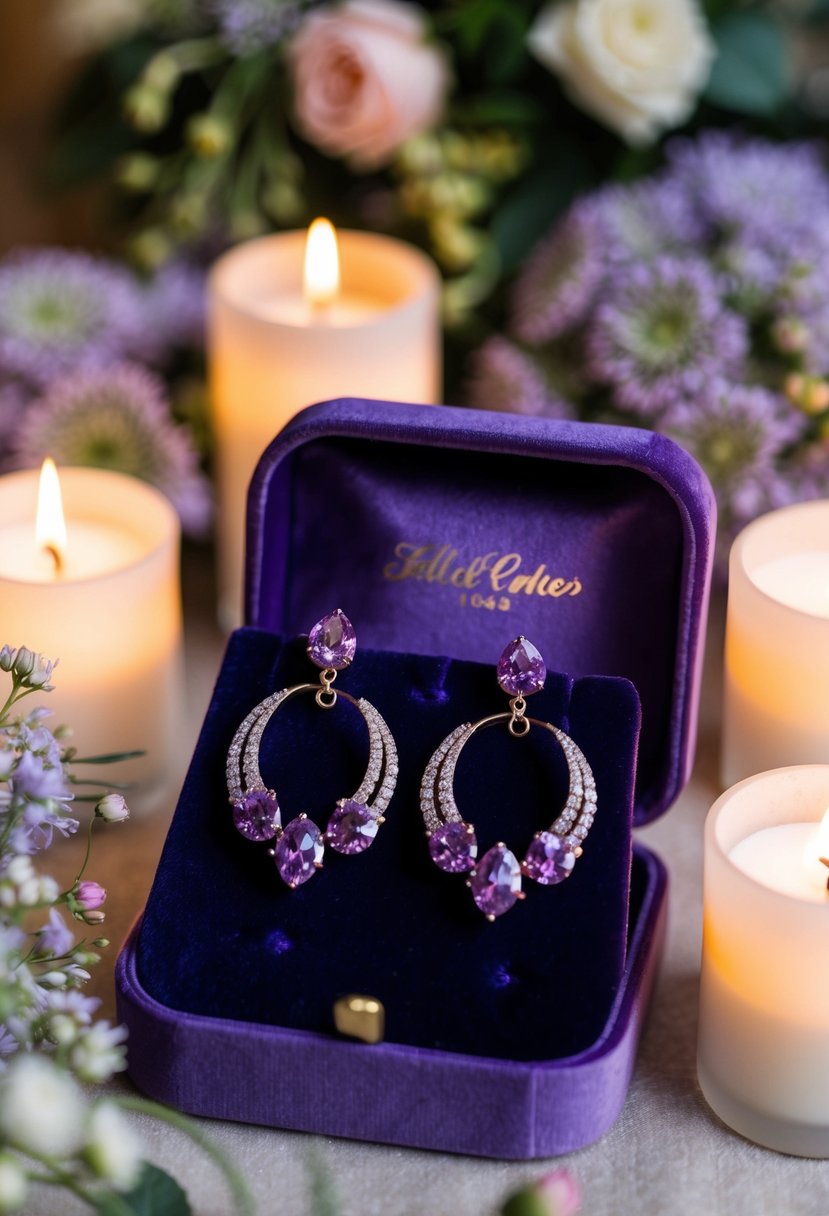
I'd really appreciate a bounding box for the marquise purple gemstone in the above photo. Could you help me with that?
[326,800,379,855]
[469,844,522,919]
[522,831,576,885]
[307,609,357,670]
[232,790,281,841]
[496,636,546,697]
[429,822,478,873]
[274,816,324,887]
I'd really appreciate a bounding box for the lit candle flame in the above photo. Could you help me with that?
[35,457,67,575]
[303,217,339,311]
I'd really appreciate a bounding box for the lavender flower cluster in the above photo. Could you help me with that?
[0,250,210,536]
[0,646,129,1075]
[0,647,148,1205]
[469,132,829,560]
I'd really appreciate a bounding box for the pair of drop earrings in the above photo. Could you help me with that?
[225,610,597,921]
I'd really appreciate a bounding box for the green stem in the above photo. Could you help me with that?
[72,816,96,889]
[17,1149,124,1213]
[167,36,225,74]
[68,776,135,790]
[115,1096,256,1216]
[0,680,35,724]
[69,752,145,765]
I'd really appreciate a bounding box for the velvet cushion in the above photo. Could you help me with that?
[137,627,640,1062]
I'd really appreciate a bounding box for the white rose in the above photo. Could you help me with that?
[528,0,715,146]
[288,0,450,169]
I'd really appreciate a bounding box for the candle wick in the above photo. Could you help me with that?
[309,298,333,326]
[820,857,829,891]
[43,544,63,576]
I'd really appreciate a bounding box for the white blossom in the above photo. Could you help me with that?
[84,1102,142,1191]
[69,1021,128,1083]
[0,1154,27,1213]
[95,793,130,823]
[0,1055,83,1158]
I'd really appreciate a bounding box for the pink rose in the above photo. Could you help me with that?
[288,0,450,170]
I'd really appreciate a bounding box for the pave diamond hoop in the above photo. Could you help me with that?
[226,609,398,889]
[420,636,597,920]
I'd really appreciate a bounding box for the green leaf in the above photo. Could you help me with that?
[705,12,791,116]
[92,1164,192,1216]
[491,149,594,274]
[452,91,546,127]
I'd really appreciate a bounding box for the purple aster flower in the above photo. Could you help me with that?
[596,178,707,265]
[783,441,829,503]
[666,133,829,251]
[211,0,310,55]
[38,909,75,958]
[0,381,28,471]
[138,261,206,363]
[661,381,805,527]
[510,201,605,345]
[715,238,787,318]
[585,256,748,416]
[466,337,575,419]
[14,363,212,538]
[0,249,143,387]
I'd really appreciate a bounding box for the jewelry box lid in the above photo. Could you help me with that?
[245,398,715,825]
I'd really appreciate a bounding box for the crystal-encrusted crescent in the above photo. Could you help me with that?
[226,610,398,888]
[420,636,597,920]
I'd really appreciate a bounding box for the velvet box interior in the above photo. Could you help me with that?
[117,399,715,1159]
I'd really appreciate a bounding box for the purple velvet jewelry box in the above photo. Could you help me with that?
[116,398,715,1159]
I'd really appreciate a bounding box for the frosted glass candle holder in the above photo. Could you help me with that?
[698,765,829,1157]
[722,500,829,788]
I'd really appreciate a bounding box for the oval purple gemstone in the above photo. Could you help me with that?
[307,609,357,670]
[274,816,324,887]
[232,790,281,841]
[326,800,379,855]
[469,844,522,919]
[429,822,478,873]
[496,636,546,697]
[522,831,576,885]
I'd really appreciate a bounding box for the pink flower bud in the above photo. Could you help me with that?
[535,1170,581,1216]
[501,1168,581,1216]
[76,881,106,911]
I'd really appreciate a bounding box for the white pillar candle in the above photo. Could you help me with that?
[698,765,829,1156]
[208,222,441,627]
[0,465,184,810]
[722,501,829,787]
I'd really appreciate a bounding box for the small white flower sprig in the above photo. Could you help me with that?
[0,645,254,1216]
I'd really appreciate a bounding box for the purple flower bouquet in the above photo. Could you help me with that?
[469,132,829,568]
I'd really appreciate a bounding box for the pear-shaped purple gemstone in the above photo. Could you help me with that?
[522,831,576,885]
[429,822,478,873]
[325,800,378,855]
[469,844,522,919]
[496,636,546,697]
[274,816,324,887]
[232,790,281,841]
[307,609,357,670]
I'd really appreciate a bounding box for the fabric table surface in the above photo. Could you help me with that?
[26,553,829,1215]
